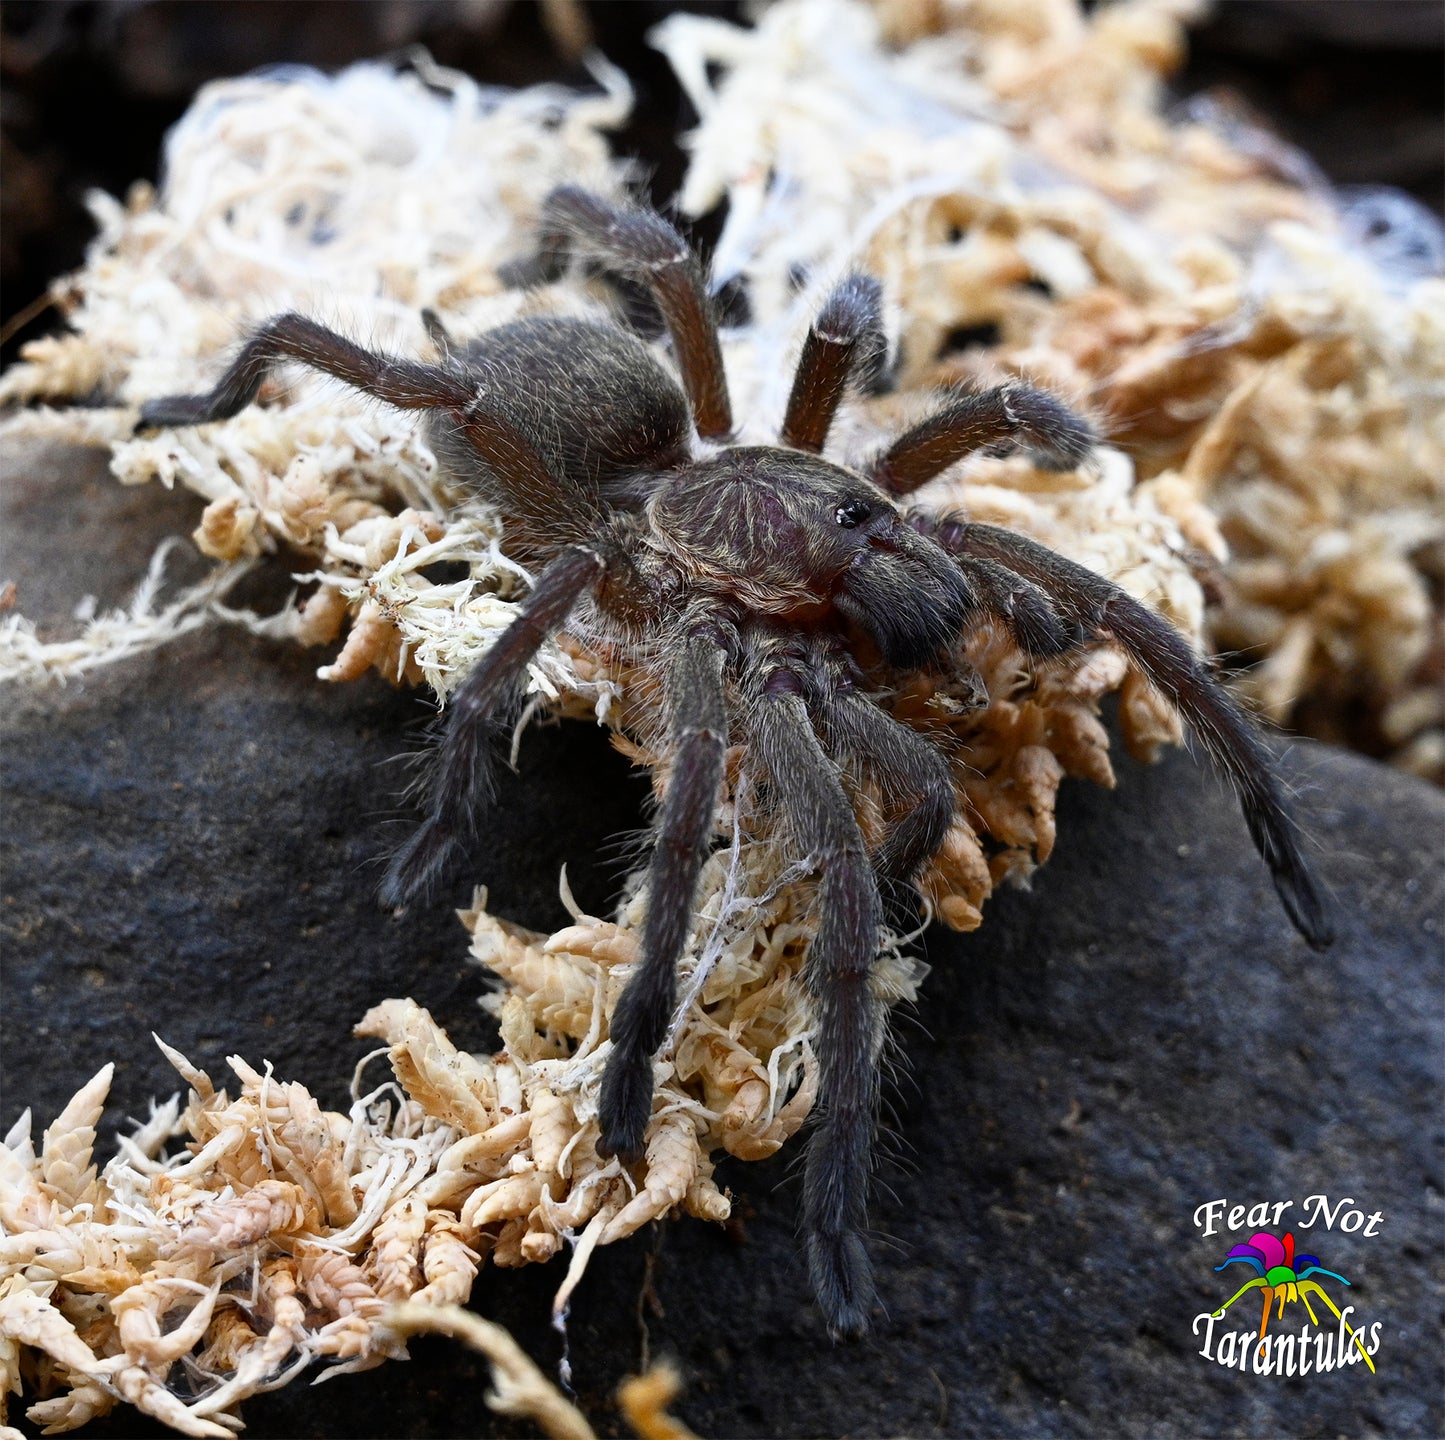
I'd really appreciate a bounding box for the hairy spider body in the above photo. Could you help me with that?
[139,185,1332,1339]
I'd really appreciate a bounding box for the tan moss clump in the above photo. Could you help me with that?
[0,1061,675,1437]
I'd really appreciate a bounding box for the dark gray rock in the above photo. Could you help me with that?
[2,442,1441,1437]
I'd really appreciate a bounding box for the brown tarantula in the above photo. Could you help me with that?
[139,185,1332,1338]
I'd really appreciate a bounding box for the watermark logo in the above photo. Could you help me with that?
[1190,1198,1383,1378]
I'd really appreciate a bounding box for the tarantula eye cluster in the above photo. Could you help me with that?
[138,185,1332,1338]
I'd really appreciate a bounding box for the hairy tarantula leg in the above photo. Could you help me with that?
[926,516,1335,950]
[869,383,1097,496]
[420,307,456,361]
[599,636,729,1162]
[803,637,954,894]
[781,274,885,454]
[951,553,1081,659]
[754,680,885,1338]
[379,546,607,908]
[136,313,478,430]
[135,312,612,548]
[818,684,956,894]
[538,185,733,439]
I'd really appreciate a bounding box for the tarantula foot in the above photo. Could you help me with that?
[1270,851,1336,952]
[808,1231,877,1340]
[135,394,207,432]
[379,819,462,909]
[1002,383,1097,471]
[596,1057,652,1164]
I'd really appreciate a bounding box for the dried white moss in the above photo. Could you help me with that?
[3,1,1442,1431]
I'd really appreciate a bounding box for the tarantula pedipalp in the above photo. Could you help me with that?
[138,184,1333,1338]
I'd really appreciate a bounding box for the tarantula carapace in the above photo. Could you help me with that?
[139,185,1332,1338]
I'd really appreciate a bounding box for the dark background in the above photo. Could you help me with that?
[2,4,1442,1438]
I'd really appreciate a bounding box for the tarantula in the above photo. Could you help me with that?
[139,185,1332,1338]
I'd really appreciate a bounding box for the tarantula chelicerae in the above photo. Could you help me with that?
[139,185,1332,1338]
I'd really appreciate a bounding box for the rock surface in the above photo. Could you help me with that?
[2,442,1442,1437]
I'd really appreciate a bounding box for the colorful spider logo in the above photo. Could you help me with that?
[1212,1230,1375,1373]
